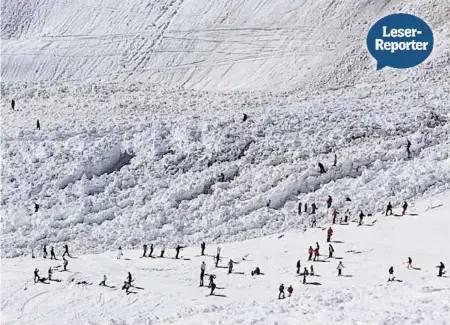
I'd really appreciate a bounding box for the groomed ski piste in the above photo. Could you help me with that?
[1,192,449,325]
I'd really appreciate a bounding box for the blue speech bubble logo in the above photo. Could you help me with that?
[367,13,434,70]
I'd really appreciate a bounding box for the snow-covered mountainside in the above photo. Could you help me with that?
[1,0,450,91]
[1,193,449,325]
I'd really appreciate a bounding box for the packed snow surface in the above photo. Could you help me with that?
[1,193,449,325]
[2,0,450,91]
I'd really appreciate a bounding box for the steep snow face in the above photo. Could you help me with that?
[2,0,450,91]
[1,81,449,257]
[1,193,449,325]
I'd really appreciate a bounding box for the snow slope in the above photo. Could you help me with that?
[1,192,449,325]
[2,0,450,91]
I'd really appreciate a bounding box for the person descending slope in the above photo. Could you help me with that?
[201,242,206,256]
[200,261,206,286]
[251,267,261,276]
[337,261,344,276]
[175,245,185,259]
[62,244,72,258]
[388,266,395,281]
[99,275,107,286]
[50,246,57,260]
[278,284,285,299]
[386,202,393,216]
[318,163,326,174]
[437,262,445,277]
[407,257,413,269]
[308,246,313,261]
[327,227,333,242]
[208,274,216,288]
[327,196,333,209]
[210,278,217,295]
[329,244,334,258]
[402,202,408,216]
[296,260,301,274]
[127,272,133,285]
[34,268,40,283]
[287,285,293,297]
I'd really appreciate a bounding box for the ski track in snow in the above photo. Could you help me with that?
[1,194,449,325]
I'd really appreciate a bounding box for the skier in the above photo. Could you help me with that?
[122,281,131,294]
[48,267,53,281]
[327,227,333,242]
[149,244,154,257]
[11,99,15,110]
[34,203,40,213]
[63,257,68,271]
[318,162,326,174]
[308,246,313,261]
[406,139,411,158]
[43,244,48,259]
[358,210,365,226]
[386,202,393,216]
[311,215,317,228]
[99,275,107,286]
[407,257,413,269]
[210,280,216,295]
[36,119,40,130]
[175,245,185,259]
[214,247,221,267]
[127,272,133,285]
[344,209,350,223]
[50,246,57,260]
[243,113,248,122]
[143,244,148,257]
[302,267,309,284]
[388,266,395,281]
[304,203,308,213]
[62,244,71,258]
[287,285,293,297]
[345,197,351,202]
[312,203,317,214]
[402,202,408,216]
[227,259,238,274]
[310,265,314,276]
[298,202,302,215]
[329,244,334,258]
[34,268,40,283]
[334,153,337,167]
[117,246,123,259]
[437,262,445,277]
[160,245,166,258]
[327,196,333,209]
[208,274,216,288]
[201,242,206,256]
[296,260,301,274]
[278,284,285,299]
[337,261,344,276]
[251,267,261,276]
[332,209,339,224]
[313,247,320,262]
[200,261,206,286]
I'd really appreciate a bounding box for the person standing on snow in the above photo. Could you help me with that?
[296,260,301,274]
[303,267,309,284]
[312,203,317,214]
[50,246,57,260]
[99,275,107,286]
[407,257,413,269]
[63,257,68,271]
[127,272,133,285]
[48,267,53,281]
[11,99,15,110]
[287,285,294,297]
[200,261,206,286]
[344,209,350,223]
[308,246,313,261]
[334,154,337,167]
[304,203,308,213]
[160,245,166,258]
[175,245,185,259]
[34,268,40,283]
[227,259,238,274]
[329,244,335,258]
[388,266,395,281]
[36,119,41,130]
[327,227,333,242]
[142,244,148,257]
[358,210,365,226]
[402,202,408,216]
[386,202,393,216]
[337,261,344,276]
[437,262,445,277]
[117,246,123,259]
[210,279,217,295]
[201,242,206,256]
[332,209,339,224]
[298,202,302,215]
[243,113,248,122]
[214,247,221,267]
[149,244,154,257]
[327,196,333,209]
[313,247,320,262]
[251,267,261,276]
[311,215,317,228]
[407,140,412,158]
[310,265,315,276]
[318,162,326,174]
[62,244,72,258]
[208,274,216,288]
[43,244,48,259]
[278,284,285,299]
[34,203,40,213]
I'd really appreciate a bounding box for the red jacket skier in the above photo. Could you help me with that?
[327,227,333,242]
[287,285,293,297]
[313,248,320,261]
[308,246,314,261]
